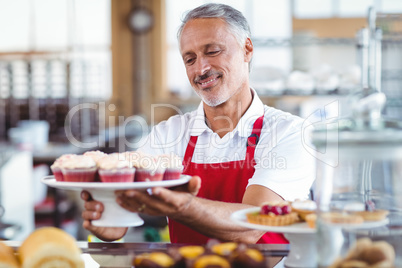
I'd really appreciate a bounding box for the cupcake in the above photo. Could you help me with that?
[83,150,107,163]
[84,150,107,182]
[97,153,135,183]
[61,155,97,182]
[156,154,184,180]
[50,154,77,181]
[131,153,165,182]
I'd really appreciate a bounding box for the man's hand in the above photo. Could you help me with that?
[80,190,128,242]
[115,176,201,218]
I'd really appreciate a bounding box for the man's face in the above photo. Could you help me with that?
[179,18,251,107]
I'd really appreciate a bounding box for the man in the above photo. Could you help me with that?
[81,3,315,244]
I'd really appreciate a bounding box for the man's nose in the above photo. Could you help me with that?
[195,56,211,76]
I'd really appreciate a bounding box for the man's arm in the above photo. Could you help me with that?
[116,178,283,243]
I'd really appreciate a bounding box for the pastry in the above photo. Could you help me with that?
[0,241,19,268]
[133,252,175,268]
[247,202,299,226]
[127,152,165,182]
[192,254,231,268]
[352,210,389,222]
[50,154,77,181]
[83,150,107,163]
[329,238,395,268]
[168,245,205,268]
[291,199,316,221]
[210,242,238,257]
[155,154,184,180]
[321,212,364,225]
[231,244,266,268]
[18,227,84,268]
[61,155,97,182]
[305,213,317,228]
[97,153,135,182]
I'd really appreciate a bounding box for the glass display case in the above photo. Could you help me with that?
[313,91,402,267]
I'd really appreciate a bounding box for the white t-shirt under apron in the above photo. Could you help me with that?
[138,90,316,201]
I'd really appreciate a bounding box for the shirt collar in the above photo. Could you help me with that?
[189,88,264,137]
[237,88,265,137]
[189,102,210,136]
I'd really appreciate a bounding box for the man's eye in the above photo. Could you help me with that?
[185,58,195,65]
[207,50,220,55]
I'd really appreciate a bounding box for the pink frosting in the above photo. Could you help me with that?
[51,154,78,169]
[98,153,132,170]
[61,155,97,169]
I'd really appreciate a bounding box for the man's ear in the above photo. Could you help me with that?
[244,38,253,62]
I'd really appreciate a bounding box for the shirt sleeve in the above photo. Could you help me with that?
[248,116,316,201]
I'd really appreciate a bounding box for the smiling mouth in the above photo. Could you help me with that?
[198,75,221,89]
[201,77,217,86]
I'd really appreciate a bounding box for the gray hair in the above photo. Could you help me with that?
[177,3,251,47]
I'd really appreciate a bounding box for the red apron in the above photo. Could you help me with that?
[168,115,288,244]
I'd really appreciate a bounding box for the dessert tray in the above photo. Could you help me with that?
[231,207,389,268]
[42,175,191,227]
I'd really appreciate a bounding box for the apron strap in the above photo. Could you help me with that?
[183,135,198,173]
[245,115,264,163]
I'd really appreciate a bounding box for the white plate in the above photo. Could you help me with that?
[231,207,389,268]
[230,207,315,234]
[41,175,191,227]
[230,207,389,234]
[41,175,192,191]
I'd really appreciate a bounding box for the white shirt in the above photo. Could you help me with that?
[138,90,316,201]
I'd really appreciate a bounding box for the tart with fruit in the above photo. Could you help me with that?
[247,202,299,226]
[348,200,389,222]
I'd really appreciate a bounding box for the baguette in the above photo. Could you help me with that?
[0,241,19,268]
[18,227,84,268]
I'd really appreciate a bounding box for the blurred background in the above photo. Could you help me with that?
[0,0,402,242]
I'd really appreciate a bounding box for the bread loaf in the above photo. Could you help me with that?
[18,227,84,268]
[0,241,19,268]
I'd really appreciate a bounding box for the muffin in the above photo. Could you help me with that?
[61,155,97,182]
[50,154,77,181]
[133,252,175,268]
[231,244,266,268]
[192,254,231,268]
[210,242,238,257]
[247,202,299,226]
[168,245,205,268]
[97,153,135,183]
[132,153,165,182]
[156,154,184,180]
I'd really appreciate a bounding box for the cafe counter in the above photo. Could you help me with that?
[5,240,289,268]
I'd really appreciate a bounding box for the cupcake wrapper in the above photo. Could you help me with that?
[62,167,97,182]
[135,169,164,182]
[99,168,135,183]
[163,170,182,180]
[51,167,64,182]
